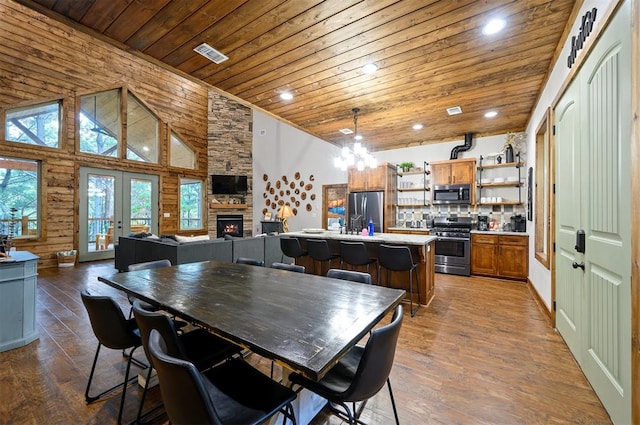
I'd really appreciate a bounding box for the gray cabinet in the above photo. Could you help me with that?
[0,251,39,353]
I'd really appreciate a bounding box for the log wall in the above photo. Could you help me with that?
[0,0,251,267]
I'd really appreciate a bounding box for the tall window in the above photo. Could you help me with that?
[126,94,159,163]
[5,101,61,148]
[0,157,40,238]
[79,90,120,157]
[180,178,204,231]
[170,131,196,169]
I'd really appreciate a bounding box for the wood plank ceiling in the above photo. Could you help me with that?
[17,0,577,152]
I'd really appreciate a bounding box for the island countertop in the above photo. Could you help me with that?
[285,231,437,245]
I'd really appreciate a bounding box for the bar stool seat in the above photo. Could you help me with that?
[339,241,376,273]
[377,244,421,317]
[306,238,340,275]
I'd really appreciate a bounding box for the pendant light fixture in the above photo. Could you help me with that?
[333,108,377,171]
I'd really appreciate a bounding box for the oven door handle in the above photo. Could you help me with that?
[436,237,470,242]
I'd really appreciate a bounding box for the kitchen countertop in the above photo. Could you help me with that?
[286,230,437,245]
[471,230,529,236]
[387,226,431,233]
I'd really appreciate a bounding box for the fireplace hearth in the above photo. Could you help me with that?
[217,215,244,238]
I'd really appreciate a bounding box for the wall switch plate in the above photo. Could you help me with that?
[163,212,170,217]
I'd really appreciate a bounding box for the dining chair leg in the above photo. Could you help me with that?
[136,366,153,423]
[387,378,400,425]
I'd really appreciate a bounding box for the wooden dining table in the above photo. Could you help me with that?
[98,260,405,382]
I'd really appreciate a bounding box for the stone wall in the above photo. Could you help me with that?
[207,91,254,237]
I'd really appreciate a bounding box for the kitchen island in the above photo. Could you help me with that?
[285,231,437,307]
[0,251,39,352]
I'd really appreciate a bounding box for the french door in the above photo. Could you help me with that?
[79,167,159,262]
[554,2,631,423]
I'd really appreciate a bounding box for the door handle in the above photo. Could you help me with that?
[572,261,585,271]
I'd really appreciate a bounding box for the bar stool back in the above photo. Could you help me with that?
[306,239,340,275]
[280,236,308,263]
[339,241,376,273]
[377,244,421,317]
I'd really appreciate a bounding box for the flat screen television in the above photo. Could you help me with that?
[211,174,248,195]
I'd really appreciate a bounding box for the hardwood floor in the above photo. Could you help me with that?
[0,260,612,425]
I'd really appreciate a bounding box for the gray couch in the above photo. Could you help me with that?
[115,235,289,271]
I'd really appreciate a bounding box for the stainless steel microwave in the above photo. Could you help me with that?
[432,184,472,204]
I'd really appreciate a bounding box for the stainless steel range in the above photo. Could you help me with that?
[432,216,472,276]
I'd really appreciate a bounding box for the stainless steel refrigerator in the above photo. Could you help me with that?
[348,191,384,233]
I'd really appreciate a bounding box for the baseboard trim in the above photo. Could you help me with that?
[526,278,553,326]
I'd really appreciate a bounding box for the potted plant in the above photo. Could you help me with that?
[399,162,415,172]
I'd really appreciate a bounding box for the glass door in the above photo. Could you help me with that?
[79,167,158,262]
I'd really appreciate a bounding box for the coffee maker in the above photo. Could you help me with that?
[477,215,489,231]
[511,214,526,232]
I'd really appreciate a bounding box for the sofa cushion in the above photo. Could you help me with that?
[175,234,210,243]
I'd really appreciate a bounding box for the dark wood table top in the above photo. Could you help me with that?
[98,260,405,381]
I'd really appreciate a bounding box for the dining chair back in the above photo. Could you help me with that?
[378,244,421,317]
[271,262,306,273]
[235,257,265,266]
[125,259,172,316]
[326,268,372,285]
[148,329,298,425]
[81,290,143,425]
[289,305,404,425]
[132,301,242,423]
[306,238,340,275]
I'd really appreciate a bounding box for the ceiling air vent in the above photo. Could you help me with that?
[446,106,463,116]
[339,128,354,135]
[194,43,228,64]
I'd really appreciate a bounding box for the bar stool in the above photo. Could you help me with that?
[339,241,376,273]
[306,238,340,275]
[377,244,421,317]
[280,236,308,263]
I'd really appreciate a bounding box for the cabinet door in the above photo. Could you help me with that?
[497,244,528,280]
[471,242,497,275]
[366,167,386,190]
[348,168,367,191]
[450,161,474,185]
[431,163,451,185]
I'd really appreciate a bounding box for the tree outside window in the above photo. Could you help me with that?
[180,178,203,231]
[5,101,61,148]
[0,157,40,237]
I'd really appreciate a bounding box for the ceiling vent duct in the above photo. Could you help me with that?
[193,43,229,64]
[450,132,473,160]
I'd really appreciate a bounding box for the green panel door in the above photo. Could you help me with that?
[554,2,631,423]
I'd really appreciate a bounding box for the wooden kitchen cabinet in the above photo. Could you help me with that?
[431,158,476,186]
[348,164,389,191]
[471,233,528,281]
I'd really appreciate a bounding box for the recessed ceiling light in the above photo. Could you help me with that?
[339,128,354,135]
[483,19,506,35]
[484,111,498,118]
[361,63,378,74]
[412,123,423,130]
[446,106,463,116]
[280,92,293,100]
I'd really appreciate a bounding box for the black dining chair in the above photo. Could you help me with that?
[306,238,340,275]
[81,290,145,425]
[236,257,265,266]
[339,241,377,273]
[132,301,243,423]
[326,268,372,285]
[280,236,308,263]
[378,244,421,317]
[125,259,172,317]
[272,262,306,273]
[289,305,403,425]
[147,329,298,425]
